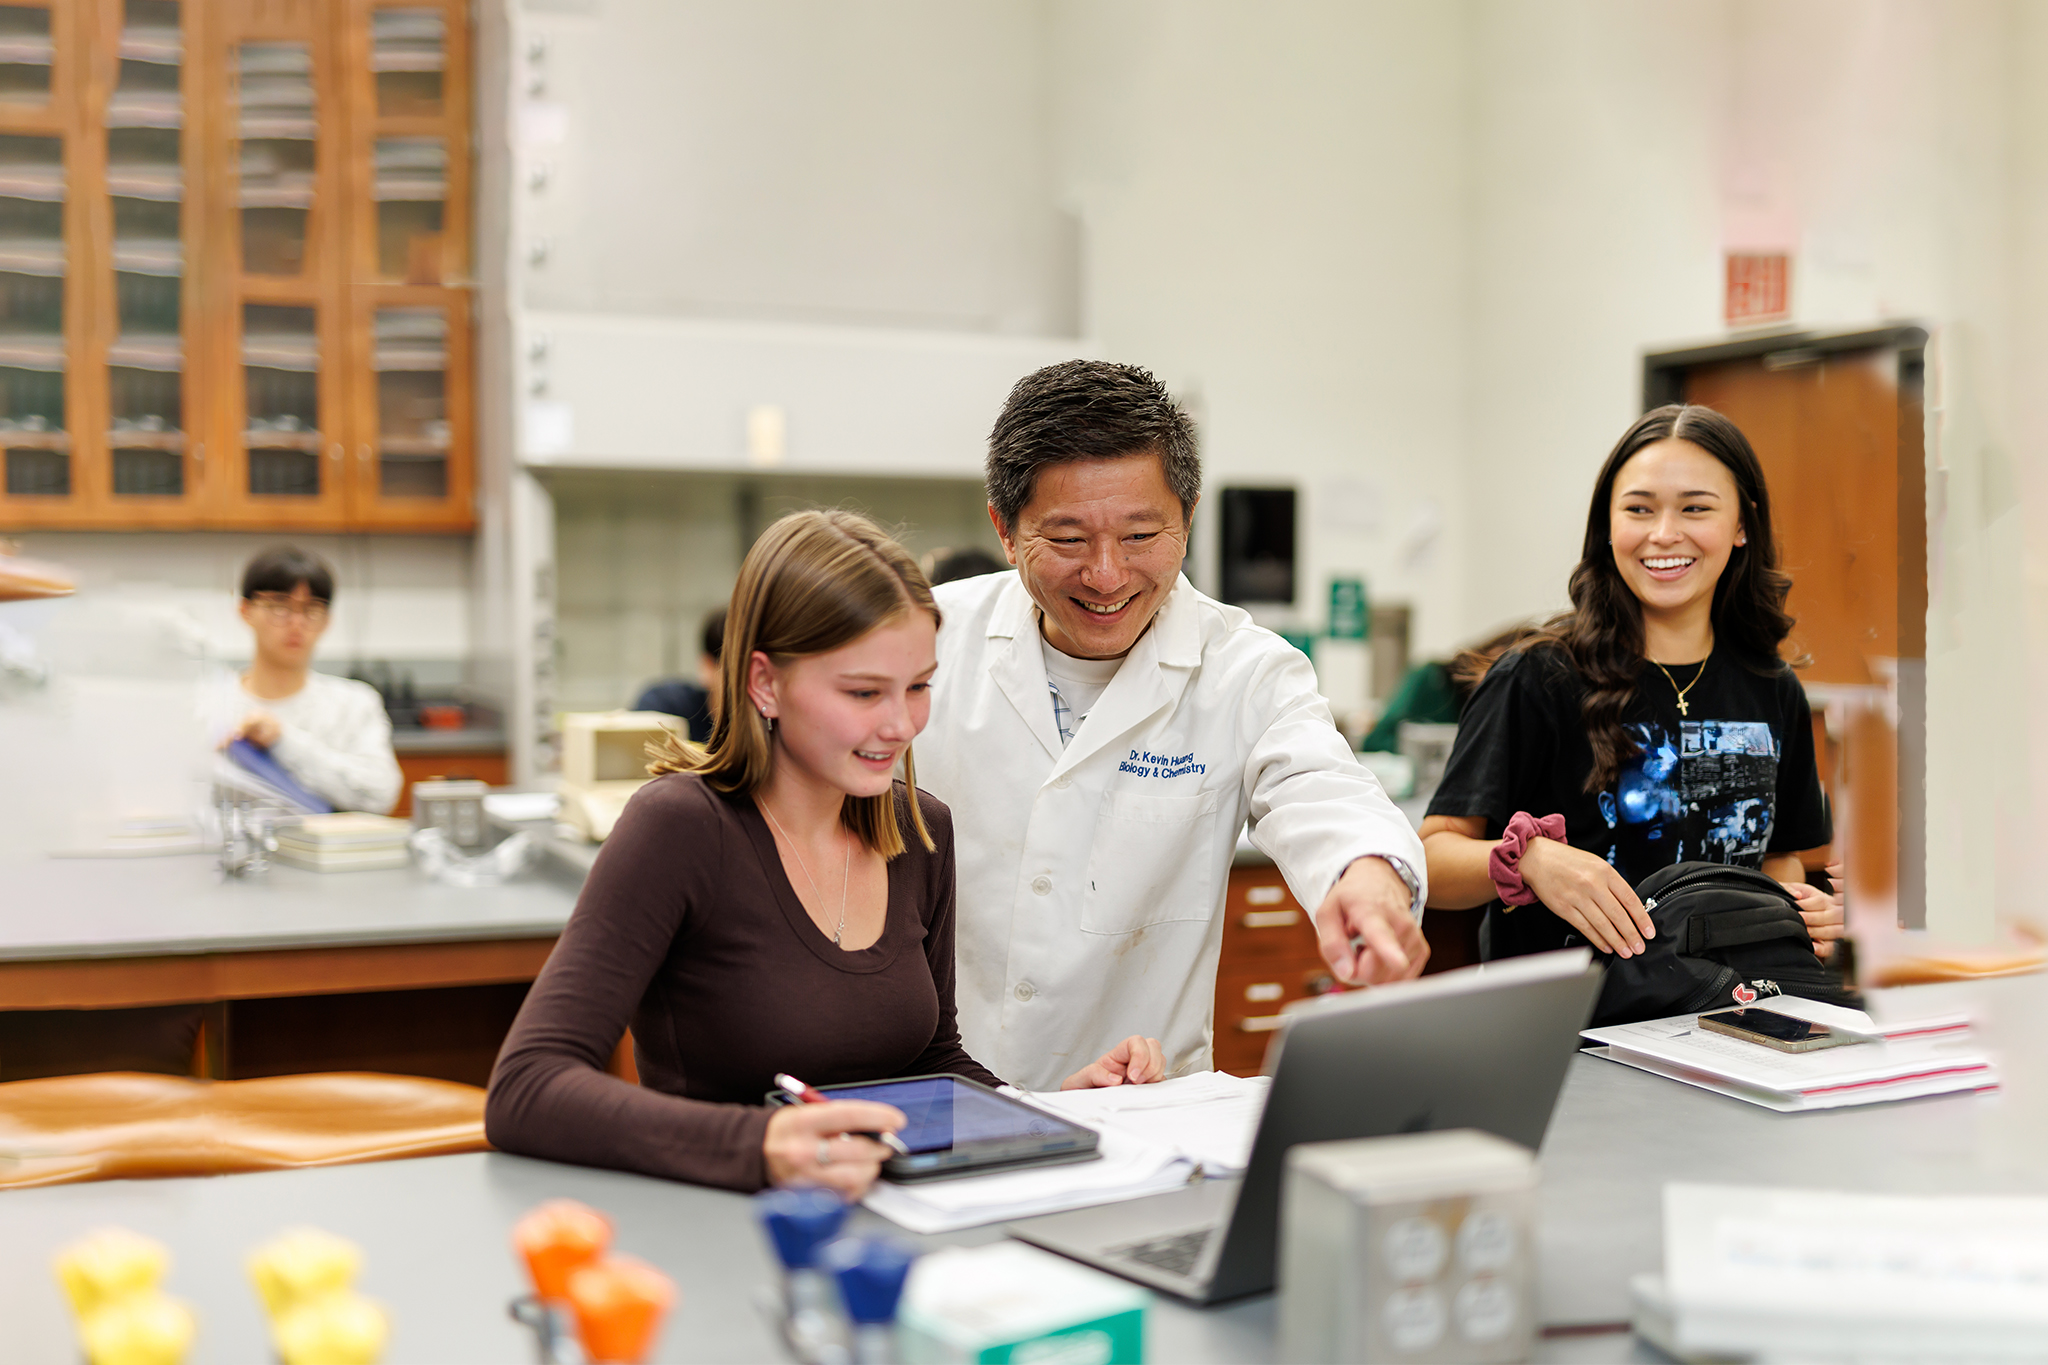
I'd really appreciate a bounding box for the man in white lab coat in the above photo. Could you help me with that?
[919,360,1428,1090]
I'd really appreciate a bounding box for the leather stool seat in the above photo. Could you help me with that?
[0,1071,489,1189]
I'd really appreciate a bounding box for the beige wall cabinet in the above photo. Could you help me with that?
[0,0,471,532]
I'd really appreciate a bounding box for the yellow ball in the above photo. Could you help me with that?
[54,1228,169,1319]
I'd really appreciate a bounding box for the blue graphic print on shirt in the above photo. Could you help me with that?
[1605,718,1780,871]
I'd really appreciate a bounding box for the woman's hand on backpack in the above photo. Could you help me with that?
[1518,838,1656,958]
[1786,860,1846,960]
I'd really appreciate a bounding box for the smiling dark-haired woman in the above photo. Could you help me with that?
[1419,404,1842,963]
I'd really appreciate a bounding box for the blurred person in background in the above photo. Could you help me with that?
[634,607,725,743]
[1357,622,1539,753]
[210,546,401,815]
[924,546,1006,586]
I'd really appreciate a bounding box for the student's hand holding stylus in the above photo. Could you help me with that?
[1519,837,1656,958]
[762,1099,906,1200]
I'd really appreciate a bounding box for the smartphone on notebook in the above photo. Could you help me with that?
[764,1074,1100,1182]
[1697,1007,1864,1053]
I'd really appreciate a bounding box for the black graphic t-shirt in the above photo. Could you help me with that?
[1426,643,1831,960]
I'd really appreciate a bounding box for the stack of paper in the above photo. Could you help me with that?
[1635,1184,2048,1360]
[1025,1070,1271,1176]
[274,813,413,872]
[1583,998,1993,1111]
[862,1071,1272,1235]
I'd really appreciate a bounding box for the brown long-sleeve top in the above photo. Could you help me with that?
[485,773,1001,1192]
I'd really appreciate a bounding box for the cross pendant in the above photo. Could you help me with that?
[1676,698,1689,716]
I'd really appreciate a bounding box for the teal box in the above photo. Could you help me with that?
[1328,577,1370,640]
[900,1243,1149,1364]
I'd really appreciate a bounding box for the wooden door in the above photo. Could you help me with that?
[1681,346,1926,686]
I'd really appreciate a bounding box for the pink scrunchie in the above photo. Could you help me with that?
[1489,811,1568,906]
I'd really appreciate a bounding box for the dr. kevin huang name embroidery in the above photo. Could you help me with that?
[1119,749,1207,779]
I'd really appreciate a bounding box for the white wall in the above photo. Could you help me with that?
[1049,0,1473,661]
[511,0,1076,334]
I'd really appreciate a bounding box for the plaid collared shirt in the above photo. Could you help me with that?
[1048,679,1078,747]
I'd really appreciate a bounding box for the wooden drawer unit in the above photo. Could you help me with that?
[1213,864,1335,1076]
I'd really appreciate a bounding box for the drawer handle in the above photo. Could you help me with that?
[1241,909,1300,929]
[1246,885,1286,905]
[1238,1014,1285,1033]
[1244,982,1284,1002]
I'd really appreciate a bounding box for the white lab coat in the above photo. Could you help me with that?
[918,572,1426,1090]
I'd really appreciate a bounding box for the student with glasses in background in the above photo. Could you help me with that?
[210,546,402,815]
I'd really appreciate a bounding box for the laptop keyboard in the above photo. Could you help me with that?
[1110,1228,1213,1278]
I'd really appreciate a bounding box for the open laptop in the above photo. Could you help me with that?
[1005,948,1600,1304]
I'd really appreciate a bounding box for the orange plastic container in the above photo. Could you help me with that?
[565,1255,675,1364]
[511,1201,613,1302]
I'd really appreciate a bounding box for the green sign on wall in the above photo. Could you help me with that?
[1329,577,1369,640]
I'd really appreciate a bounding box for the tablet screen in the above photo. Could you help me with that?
[815,1076,1075,1154]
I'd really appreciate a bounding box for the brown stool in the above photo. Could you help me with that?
[0,1071,489,1189]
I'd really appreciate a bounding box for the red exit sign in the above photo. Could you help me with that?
[1726,253,1791,325]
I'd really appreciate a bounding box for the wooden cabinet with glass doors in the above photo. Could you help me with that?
[0,0,471,532]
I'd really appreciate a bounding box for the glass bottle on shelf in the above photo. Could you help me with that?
[372,9,444,117]
[236,42,315,277]
[0,132,65,497]
[107,0,185,498]
[0,5,51,109]
[243,303,319,497]
[373,306,446,497]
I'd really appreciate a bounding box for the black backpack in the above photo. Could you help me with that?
[1589,861,1860,1027]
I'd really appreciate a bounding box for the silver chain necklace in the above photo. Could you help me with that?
[759,799,853,946]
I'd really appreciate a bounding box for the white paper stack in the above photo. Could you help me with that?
[1582,998,1993,1112]
[1026,1070,1271,1176]
[273,813,413,872]
[1635,1184,2048,1361]
[862,1070,1273,1235]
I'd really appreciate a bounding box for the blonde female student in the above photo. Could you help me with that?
[1420,405,1844,963]
[486,511,1163,1198]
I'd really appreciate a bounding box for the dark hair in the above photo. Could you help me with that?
[1513,404,1795,792]
[700,607,727,661]
[240,546,334,603]
[986,360,1200,531]
[927,547,1005,585]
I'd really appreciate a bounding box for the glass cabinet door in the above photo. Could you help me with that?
[0,129,65,503]
[347,289,468,524]
[211,0,347,527]
[234,40,316,280]
[343,2,469,527]
[105,0,191,506]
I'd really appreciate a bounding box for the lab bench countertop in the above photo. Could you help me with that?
[0,1050,2030,1363]
[0,853,579,963]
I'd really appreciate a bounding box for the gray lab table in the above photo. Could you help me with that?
[0,1052,2030,1364]
[0,852,579,1014]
